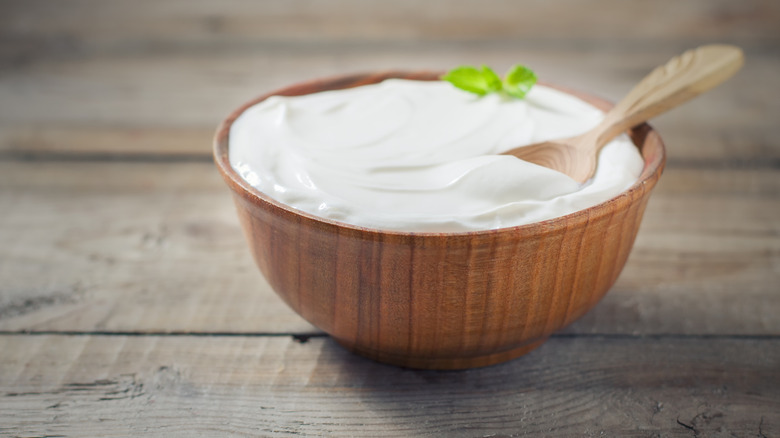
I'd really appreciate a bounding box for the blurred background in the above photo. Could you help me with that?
[1,0,777,163]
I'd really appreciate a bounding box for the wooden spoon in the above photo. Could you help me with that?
[502,44,744,182]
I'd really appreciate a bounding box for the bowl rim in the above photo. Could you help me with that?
[213,71,666,239]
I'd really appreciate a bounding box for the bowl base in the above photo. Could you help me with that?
[336,337,549,370]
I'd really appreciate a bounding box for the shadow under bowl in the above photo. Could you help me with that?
[213,71,666,370]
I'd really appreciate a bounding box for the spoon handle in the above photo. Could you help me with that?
[592,44,744,149]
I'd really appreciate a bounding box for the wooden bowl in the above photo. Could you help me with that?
[213,72,666,369]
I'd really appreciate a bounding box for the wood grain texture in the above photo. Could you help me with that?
[1,334,778,437]
[1,162,778,336]
[0,161,317,335]
[2,0,778,53]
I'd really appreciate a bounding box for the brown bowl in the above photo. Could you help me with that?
[214,72,666,369]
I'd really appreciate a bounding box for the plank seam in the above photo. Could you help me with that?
[0,331,777,340]
[2,152,778,170]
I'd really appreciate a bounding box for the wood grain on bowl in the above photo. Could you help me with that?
[214,72,665,369]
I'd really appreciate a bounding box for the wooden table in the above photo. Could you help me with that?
[1,1,779,436]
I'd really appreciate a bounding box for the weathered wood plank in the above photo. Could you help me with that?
[0,126,216,159]
[2,0,778,56]
[1,162,778,335]
[1,40,777,161]
[0,161,317,334]
[0,334,777,437]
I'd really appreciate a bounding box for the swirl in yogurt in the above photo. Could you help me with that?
[229,79,644,232]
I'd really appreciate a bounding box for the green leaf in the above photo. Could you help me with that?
[502,64,537,99]
[442,63,537,99]
[441,65,503,96]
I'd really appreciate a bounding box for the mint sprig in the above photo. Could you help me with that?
[442,64,537,99]
[441,65,502,96]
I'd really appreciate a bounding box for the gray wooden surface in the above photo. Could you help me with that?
[1,1,779,436]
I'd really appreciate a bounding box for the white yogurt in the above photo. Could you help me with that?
[229,79,644,232]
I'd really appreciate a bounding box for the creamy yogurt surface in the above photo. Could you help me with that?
[229,79,644,232]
